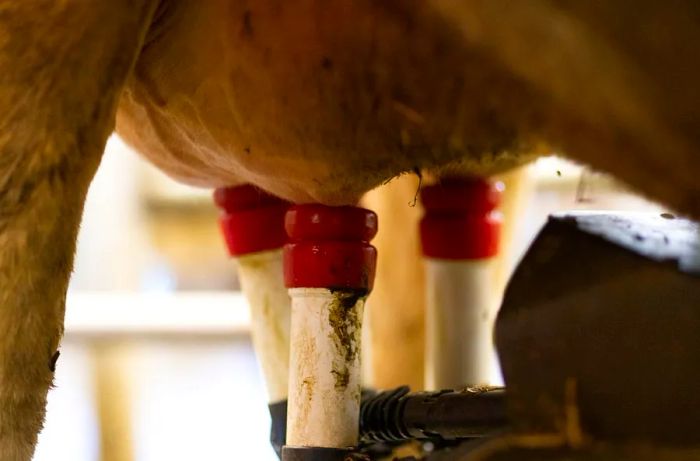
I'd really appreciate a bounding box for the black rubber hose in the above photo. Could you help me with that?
[360,386,507,444]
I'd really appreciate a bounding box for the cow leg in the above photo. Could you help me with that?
[0,2,158,459]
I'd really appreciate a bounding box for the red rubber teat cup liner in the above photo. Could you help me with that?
[283,205,378,291]
[214,185,291,256]
[213,185,293,405]
[420,178,503,260]
[283,205,378,449]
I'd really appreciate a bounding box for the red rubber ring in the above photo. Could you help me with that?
[420,178,502,259]
[285,205,378,243]
[283,205,378,290]
[214,184,288,212]
[214,185,290,256]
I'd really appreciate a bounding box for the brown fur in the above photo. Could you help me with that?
[1,1,699,458]
[116,0,700,215]
[0,2,157,459]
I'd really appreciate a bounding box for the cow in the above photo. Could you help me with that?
[0,1,698,459]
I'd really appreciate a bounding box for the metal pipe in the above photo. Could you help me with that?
[286,288,366,447]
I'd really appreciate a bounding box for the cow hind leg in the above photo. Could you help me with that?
[0,2,158,459]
